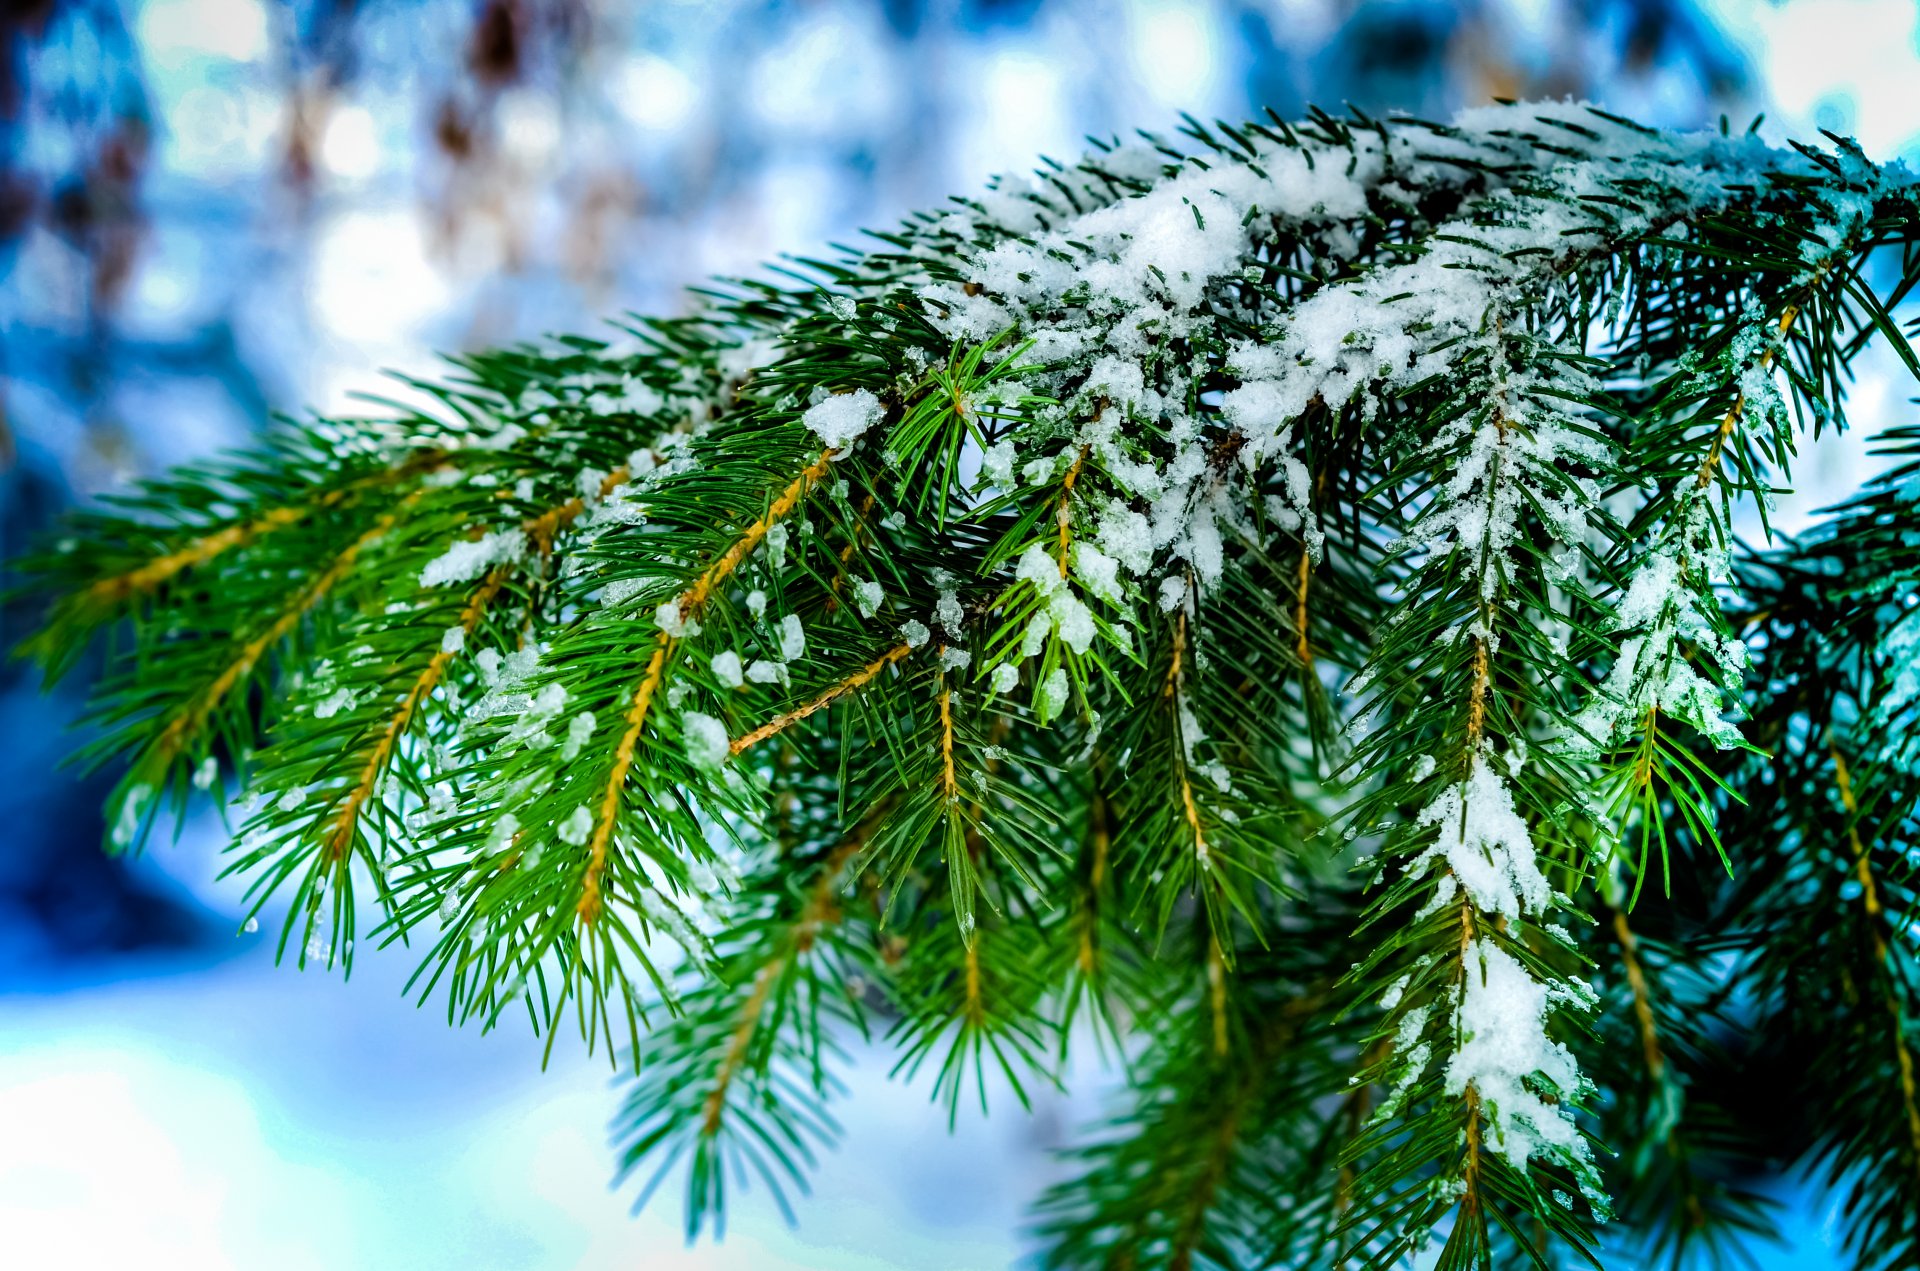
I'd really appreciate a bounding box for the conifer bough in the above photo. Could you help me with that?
[19,102,1920,1269]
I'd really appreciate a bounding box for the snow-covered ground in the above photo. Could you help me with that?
[2,823,1102,1270]
[0,932,1844,1269]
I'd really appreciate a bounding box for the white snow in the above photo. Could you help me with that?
[981,440,1017,488]
[502,682,570,751]
[1050,592,1095,655]
[421,530,526,588]
[1095,502,1154,576]
[801,388,885,449]
[557,806,594,847]
[109,785,151,849]
[1072,544,1122,604]
[1037,667,1070,716]
[1014,543,1062,596]
[935,588,965,632]
[850,578,885,618]
[711,650,745,689]
[654,599,701,638]
[1376,1006,1434,1122]
[1412,760,1552,923]
[683,713,730,770]
[560,711,597,762]
[602,578,647,608]
[313,688,358,720]
[485,812,520,854]
[1568,502,1749,755]
[1020,612,1050,658]
[778,614,806,661]
[1447,940,1594,1178]
[920,104,1823,658]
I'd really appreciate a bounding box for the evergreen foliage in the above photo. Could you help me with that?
[15,102,1920,1268]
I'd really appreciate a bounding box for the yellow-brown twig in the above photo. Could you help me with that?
[1294,547,1314,667]
[1453,897,1486,1225]
[1465,632,1491,748]
[700,833,865,1136]
[964,939,985,1027]
[702,955,784,1135]
[579,451,834,924]
[325,471,631,863]
[1056,446,1089,578]
[1334,1038,1388,1242]
[85,450,446,607]
[1611,908,1667,1084]
[1459,1084,1485,1222]
[730,641,914,755]
[1206,932,1230,1059]
[527,465,633,548]
[327,570,508,862]
[672,449,835,623]
[1180,767,1209,869]
[1163,610,1186,700]
[1832,748,1920,1180]
[937,659,960,800]
[824,493,878,613]
[1164,607,1210,870]
[1074,786,1112,977]
[149,498,416,773]
[1695,304,1800,490]
[1160,994,1320,1271]
[579,638,670,924]
[1088,787,1110,892]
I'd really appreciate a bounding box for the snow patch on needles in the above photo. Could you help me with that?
[850,578,885,618]
[421,530,526,588]
[1408,757,1605,1197]
[1448,940,1600,1188]
[684,713,730,770]
[778,613,806,661]
[1016,542,1097,655]
[1413,759,1551,922]
[711,650,745,689]
[919,104,1790,620]
[557,805,593,847]
[655,599,701,638]
[802,388,884,449]
[1569,499,1749,754]
[560,711,597,762]
[1876,613,1920,764]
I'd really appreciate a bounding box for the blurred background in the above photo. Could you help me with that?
[2,1,1917,1267]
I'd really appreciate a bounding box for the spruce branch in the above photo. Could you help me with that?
[15,102,1920,1270]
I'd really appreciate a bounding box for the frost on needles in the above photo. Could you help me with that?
[17,102,1920,1271]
